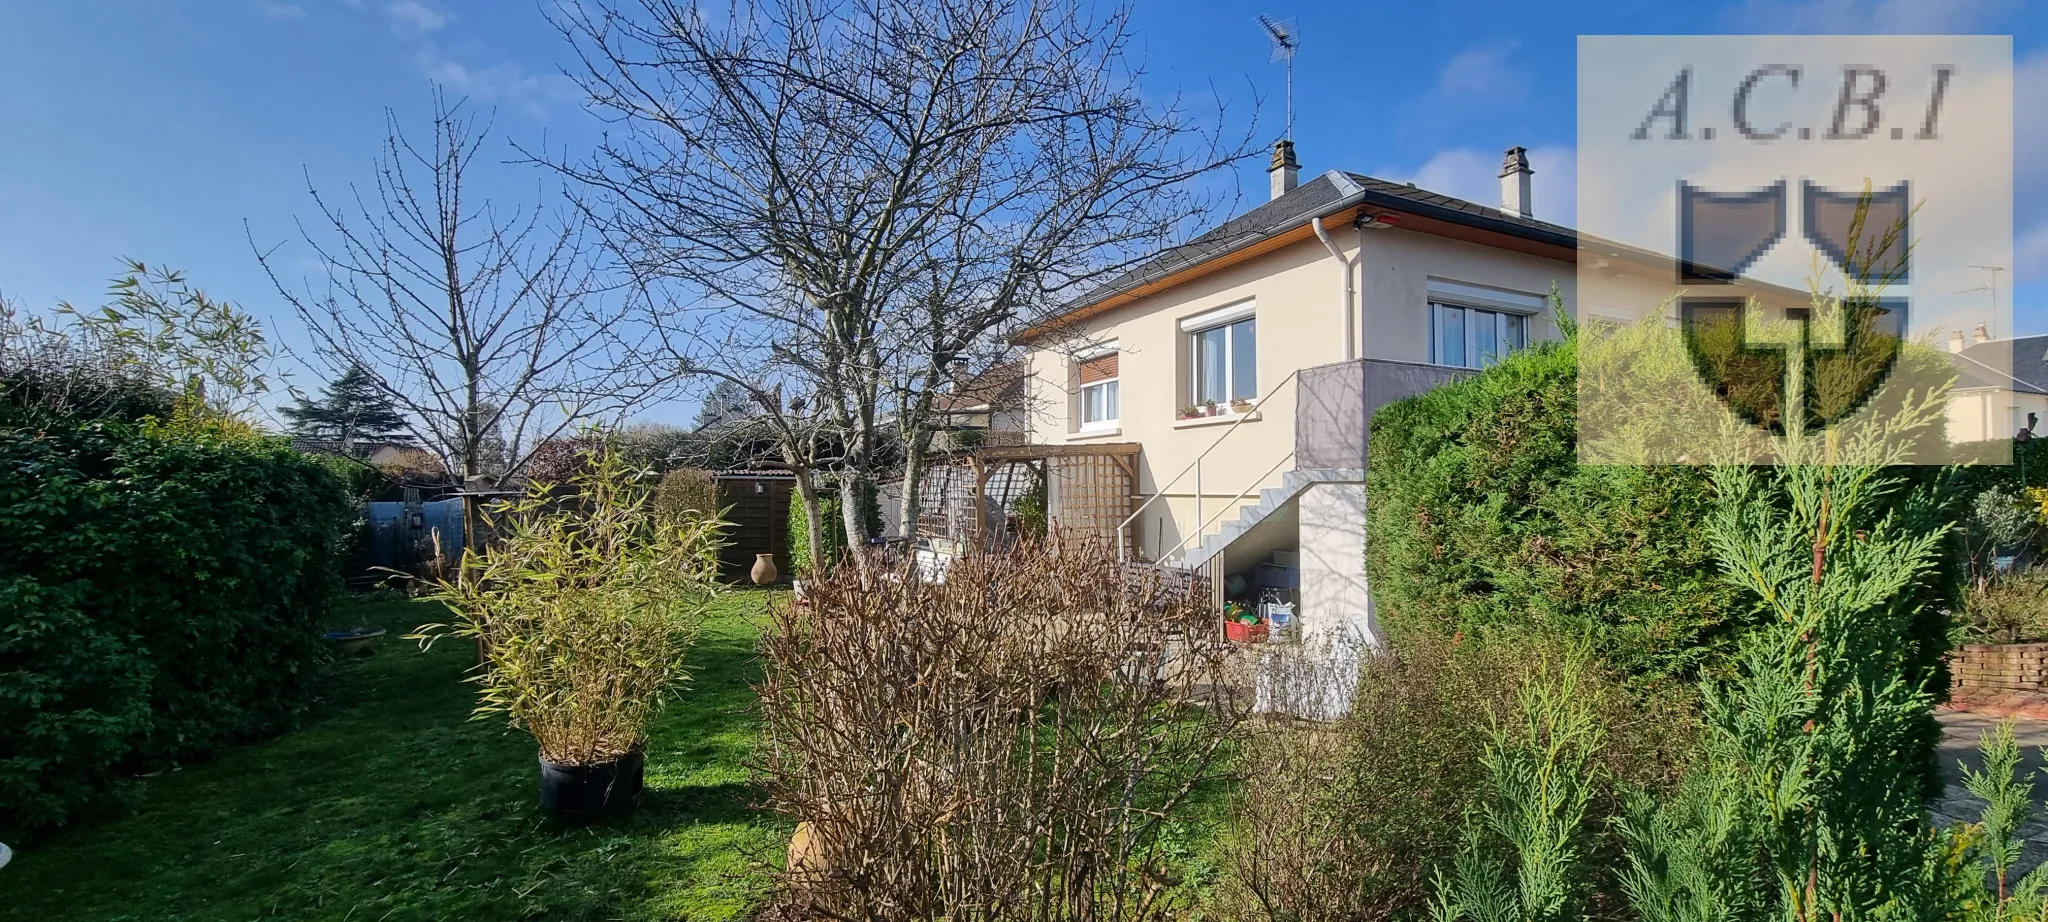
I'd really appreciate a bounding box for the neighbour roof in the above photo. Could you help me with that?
[1954,335,2048,395]
[933,361,1027,412]
[290,438,416,456]
[1023,169,1579,341]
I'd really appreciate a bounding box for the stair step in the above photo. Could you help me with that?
[1184,468,1368,570]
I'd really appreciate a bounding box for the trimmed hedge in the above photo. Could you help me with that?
[1367,334,1969,679]
[788,490,845,577]
[0,423,352,837]
[1366,341,1746,684]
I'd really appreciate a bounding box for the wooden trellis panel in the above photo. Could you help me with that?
[911,443,1139,553]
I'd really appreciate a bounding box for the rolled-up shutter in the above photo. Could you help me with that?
[1079,353,1118,384]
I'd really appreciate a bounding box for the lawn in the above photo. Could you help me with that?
[3,590,789,922]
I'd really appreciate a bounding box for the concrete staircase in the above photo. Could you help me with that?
[1180,468,1363,570]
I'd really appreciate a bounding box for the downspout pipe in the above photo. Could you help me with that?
[1311,215,1359,361]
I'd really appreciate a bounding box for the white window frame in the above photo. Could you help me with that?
[1076,343,1120,432]
[1425,282,1540,370]
[1430,302,1528,369]
[1182,303,1257,410]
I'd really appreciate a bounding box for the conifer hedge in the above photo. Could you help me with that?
[0,423,352,837]
[1365,337,1963,698]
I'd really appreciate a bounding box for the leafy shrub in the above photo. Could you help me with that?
[1365,339,1746,684]
[419,446,722,765]
[758,542,1247,921]
[787,489,844,577]
[654,467,720,522]
[1959,568,2048,642]
[0,423,351,837]
[1217,635,1687,922]
[1961,485,2041,588]
[0,361,177,429]
[1367,329,1971,701]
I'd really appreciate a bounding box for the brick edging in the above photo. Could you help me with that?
[1952,643,2048,696]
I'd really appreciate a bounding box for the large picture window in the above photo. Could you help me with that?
[1431,302,1526,369]
[1078,351,1119,429]
[1189,316,1256,406]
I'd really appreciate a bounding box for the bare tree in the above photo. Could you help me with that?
[256,92,668,503]
[547,0,1251,558]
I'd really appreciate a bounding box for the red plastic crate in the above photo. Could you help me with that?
[1224,620,1268,644]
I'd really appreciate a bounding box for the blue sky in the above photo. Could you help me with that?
[1,0,2043,424]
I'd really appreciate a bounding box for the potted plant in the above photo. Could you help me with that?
[416,442,723,820]
[1203,400,1220,417]
[1230,397,1254,414]
[1179,405,1202,420]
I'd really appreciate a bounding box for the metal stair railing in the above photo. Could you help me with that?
[1117,369,1299,562]
[1158,449,1296,566]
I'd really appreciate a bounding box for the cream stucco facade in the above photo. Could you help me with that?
[1024,220,1574,565]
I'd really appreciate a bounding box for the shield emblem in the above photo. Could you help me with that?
[1678,180,1787,282]
[1677,179,1911,434]
[1802,180,1912,285]
[1681,296,1907,435]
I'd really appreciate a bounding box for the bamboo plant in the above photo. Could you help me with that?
[416,442,723,766]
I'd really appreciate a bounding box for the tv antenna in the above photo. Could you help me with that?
[1966,264,2006,318]
[1258,15,1298,140]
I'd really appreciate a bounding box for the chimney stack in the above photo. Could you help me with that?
[1268,139,1299,200]
[1499,146,1533,218]
[1949,330,1967,353]
[1974,323,1992,345]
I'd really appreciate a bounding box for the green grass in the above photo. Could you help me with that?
[4,590,789,922]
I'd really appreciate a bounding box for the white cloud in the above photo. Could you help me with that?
[1433,41,1523,100]
[1719,0,2017,32]
[1382,144,1578,227]
[419,56,579,117]
[1400,40,1530,142]
[350,0,575,117]
[384,0,448,35]
[259,2,309,19]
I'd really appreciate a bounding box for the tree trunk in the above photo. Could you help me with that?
[837,471,870,579]
[896,384,940,543]
[899,436,926,543]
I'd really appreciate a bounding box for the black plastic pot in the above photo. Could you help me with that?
[538,749,645,819]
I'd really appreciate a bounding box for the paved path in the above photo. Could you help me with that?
[1934,712,2048,869]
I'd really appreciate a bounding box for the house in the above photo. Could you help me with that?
[930,361,1030,449]
[1948,329,2048,444]
[1015,141,1586,648]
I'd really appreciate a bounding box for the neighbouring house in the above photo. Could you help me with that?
[1948,329,2048,443]
[930,361,1030,450]
[1009,140,1586,650]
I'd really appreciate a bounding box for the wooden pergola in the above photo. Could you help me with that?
[914,442,1141,552]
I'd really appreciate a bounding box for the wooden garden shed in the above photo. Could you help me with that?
[713,469,794,583]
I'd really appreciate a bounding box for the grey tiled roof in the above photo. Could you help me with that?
[1955,335,2048,394]
[1063,169,1577,314]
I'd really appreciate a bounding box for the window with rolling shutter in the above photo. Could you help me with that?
[1077,350,1119,429]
